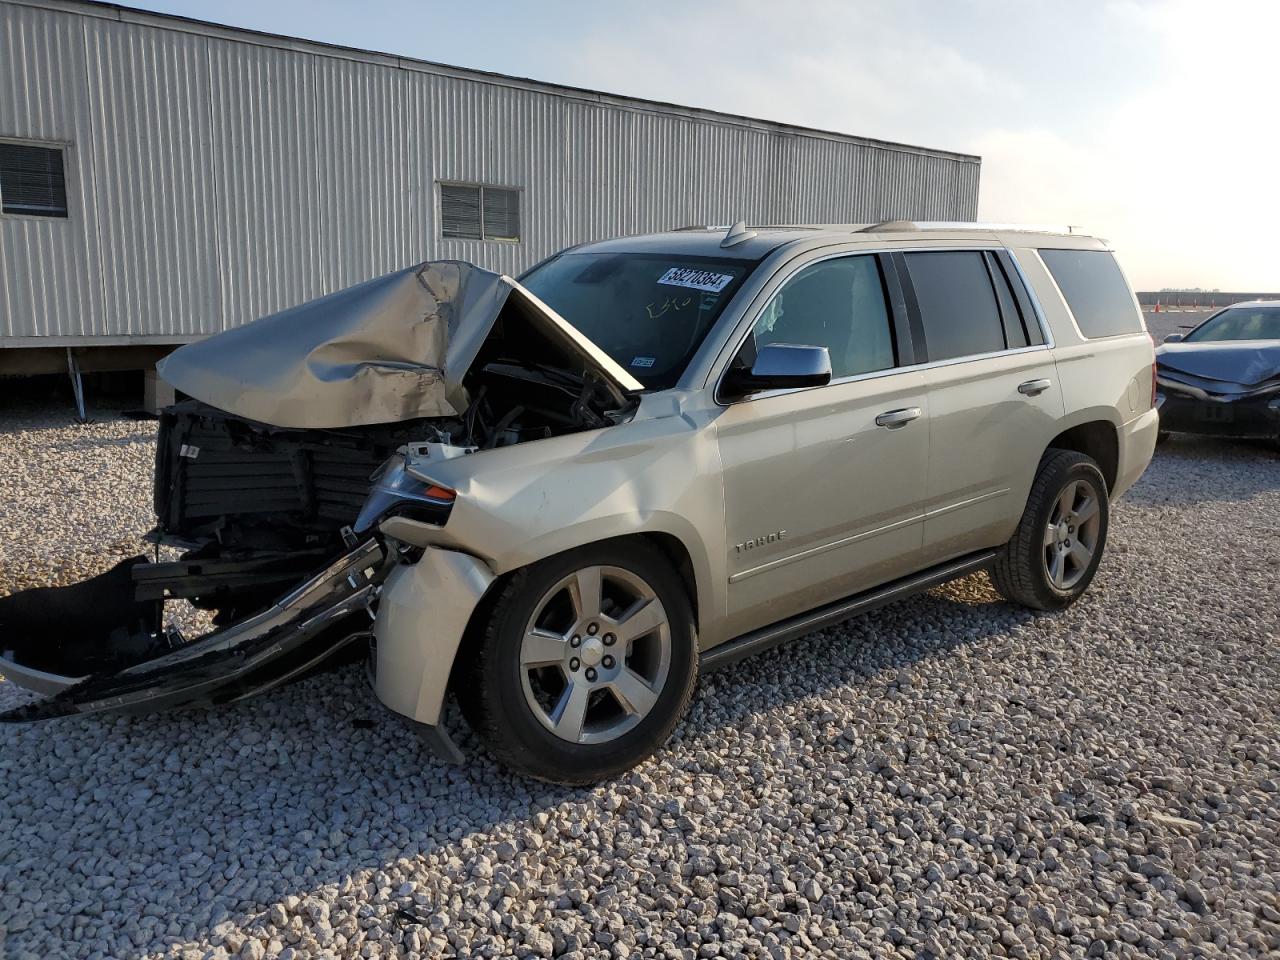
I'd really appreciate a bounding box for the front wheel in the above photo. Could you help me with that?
[989,449,1110,611]
[456,539,697,784]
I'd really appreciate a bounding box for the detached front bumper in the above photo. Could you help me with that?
[0,533,495,764]
[0,539,385,723]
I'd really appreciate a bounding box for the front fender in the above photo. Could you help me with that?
[377,409,731,647]
[372,546,495,725]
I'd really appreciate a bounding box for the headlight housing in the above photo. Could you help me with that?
[354,457,457,533]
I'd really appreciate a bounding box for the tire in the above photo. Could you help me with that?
[1156,430,1170,446]
[456,538,697,784]
[989,449,1110,612]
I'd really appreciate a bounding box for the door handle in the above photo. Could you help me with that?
[1018,378,1052,397]
[875,407,922,428]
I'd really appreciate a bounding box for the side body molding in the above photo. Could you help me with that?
[373,546,496,725]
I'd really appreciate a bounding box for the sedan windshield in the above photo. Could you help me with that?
[1185,306,1280,342]
[520,252,754,389]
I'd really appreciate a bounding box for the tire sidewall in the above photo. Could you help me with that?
[479,542,697,781]
[1031,459,1110,606]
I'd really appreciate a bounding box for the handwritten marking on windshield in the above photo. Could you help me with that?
[646,296,694,320]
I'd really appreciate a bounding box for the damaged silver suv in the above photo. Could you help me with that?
[0,222,1159,784]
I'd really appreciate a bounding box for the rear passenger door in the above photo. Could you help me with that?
[896,249,1065,564]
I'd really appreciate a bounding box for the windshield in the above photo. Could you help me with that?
[520,252,754,389]
[1184,306,1280,342]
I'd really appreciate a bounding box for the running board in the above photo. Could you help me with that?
[701,549,998,672]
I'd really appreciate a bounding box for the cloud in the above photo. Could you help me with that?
[554,0,1280,290]
[563,0,1003,146]
[975,0,1280,288]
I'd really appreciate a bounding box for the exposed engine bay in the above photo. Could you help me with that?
[0,260,639,728]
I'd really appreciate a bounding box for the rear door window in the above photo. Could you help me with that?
[902,252,1007,362]
[1039,249,1142,338]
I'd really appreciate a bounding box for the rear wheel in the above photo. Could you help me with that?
[989,450,1110,611]
[457,539,697,784]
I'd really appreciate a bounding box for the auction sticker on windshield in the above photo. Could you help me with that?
[657,267,735,293]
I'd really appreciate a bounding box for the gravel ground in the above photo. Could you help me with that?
[1,404,1278,960]
[1141,311,1215,344]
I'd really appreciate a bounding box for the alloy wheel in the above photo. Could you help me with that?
[1043,478,1102,590]
[519,565,672,744]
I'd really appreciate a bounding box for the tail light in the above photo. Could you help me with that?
[1149,334,1158,409]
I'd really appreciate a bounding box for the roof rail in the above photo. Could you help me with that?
[859,220,1083,235]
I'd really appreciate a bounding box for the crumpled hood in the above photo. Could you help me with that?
[1156,341,1280,388]
[158,260,642,429]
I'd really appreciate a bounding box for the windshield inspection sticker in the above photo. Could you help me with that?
[631,356,656,368]
[657,267,734,293]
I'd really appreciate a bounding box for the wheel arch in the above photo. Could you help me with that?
[446,528,707,701]
[1045,416,1120,492]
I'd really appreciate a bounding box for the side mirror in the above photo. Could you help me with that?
[721,343,832,399]
[1163,333,1183,343]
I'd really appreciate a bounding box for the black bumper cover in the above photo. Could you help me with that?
[1158,391,1280,439]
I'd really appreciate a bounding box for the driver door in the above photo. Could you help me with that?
[714,253,929,639]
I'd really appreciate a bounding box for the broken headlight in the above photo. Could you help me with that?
[354,457,457,534]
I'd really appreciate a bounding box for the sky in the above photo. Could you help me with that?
[131,0,1278,291]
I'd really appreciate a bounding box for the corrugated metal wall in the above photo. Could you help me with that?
[0,0,981,343]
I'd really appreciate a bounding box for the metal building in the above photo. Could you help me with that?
[1,0,980,375]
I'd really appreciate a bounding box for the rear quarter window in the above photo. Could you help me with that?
[1039,249,1142,338]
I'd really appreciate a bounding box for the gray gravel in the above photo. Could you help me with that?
[1141,310,1215,345]
[1,404,1278,960]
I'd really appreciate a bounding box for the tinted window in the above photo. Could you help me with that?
[1185,306,1280,342]
[520,252,752,389]
[750,255,895,379]
[986,253,1028,349]
[904,252,1006,361]
[1040,249,1141,338]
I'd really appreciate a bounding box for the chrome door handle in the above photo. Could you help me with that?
[875,407,922,428]
[1018,378,1052,396]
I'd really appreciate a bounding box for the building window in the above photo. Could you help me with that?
[439,182,520,242]
[0,142,68,218]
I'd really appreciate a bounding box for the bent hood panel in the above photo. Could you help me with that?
[158,261,641,430]
[1156,341,1280,387]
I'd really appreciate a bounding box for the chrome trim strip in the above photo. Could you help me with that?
[729,514,923,584]
[727,487,1009,584]
[923,487,1010,519]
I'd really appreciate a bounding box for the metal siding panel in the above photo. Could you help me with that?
[83,17,222,337]
[0,2,103,337]
[207,37,323,331]
[313,57,413,291]
[0,2,981,343]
